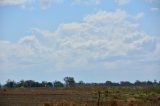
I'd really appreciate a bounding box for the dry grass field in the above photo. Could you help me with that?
[0,86,160,106]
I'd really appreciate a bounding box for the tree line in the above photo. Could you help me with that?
[0,77,160,88]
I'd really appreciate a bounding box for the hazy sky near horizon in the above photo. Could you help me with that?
[0,0,160,84]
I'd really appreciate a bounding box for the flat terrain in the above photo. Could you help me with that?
[0,86,160,106]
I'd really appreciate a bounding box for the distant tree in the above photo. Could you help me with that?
[146,81,153,85]
[24,80,35,87]
[53,81,64,87]
[78,80,85,85]
[46,82,53,87]
[139,81,146,86]
[16,80,26,87]
[105,81,112,86]
[42,81,48,87]
[134,80,141,86]
[153,80,158,85]
[0,83,2,88]
[4,79,16,88]
[120,81,132,86]
[33,81,41,87]
[113,82,119,86]
[64,77,75,87]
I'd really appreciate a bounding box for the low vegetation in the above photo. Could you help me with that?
[0,77,160,106]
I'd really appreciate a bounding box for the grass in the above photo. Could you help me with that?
[0,86,160,106]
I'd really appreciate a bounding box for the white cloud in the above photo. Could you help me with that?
[0,0,32,6]
[145,0,160,3]
[0,9,159,72]
[39,0,63,10]
[40,0,52,9]
[34,9,155,59]
[133,12,144,20]
[0,0,63,9]
[114,0,131,5]
[0,35,53,70]
[71,0,101,5]
[83,9,128,23]
[0,0,101,10]
[150,7,160,12]
[32,28,54,37]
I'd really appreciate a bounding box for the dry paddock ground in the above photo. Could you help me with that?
[0,87,160,106]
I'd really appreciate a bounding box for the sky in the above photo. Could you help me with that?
[0,0,160,84]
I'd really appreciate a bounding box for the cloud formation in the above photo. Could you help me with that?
[145,0,160,3]
[150,7,160,12]
[0,0,32,6]
[114,0,131,5]
[40,0,63,10]
[0,9,159,73]
[0,0,101,9]
[72,0,101,5]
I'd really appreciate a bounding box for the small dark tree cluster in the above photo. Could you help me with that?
[1,77,76,88]
[3,80,54,88]
[64,77,75,87]
[4,79,16,88]
[105,80,160,86]
[53,81,64,87]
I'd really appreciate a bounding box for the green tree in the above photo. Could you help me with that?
[5,79,16,88]
[53,81,64,87]
[64,77,75,87]
[105,81,112,86]
[46,82,53,87]
[19,80,25,87]
[42,81,48,87]
[120,81,132,86]
[78,80,85,85]
[135,80,141,86]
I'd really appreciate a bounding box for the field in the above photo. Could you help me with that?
[0,86,160,106]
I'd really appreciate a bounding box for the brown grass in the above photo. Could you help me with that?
[0,87,160,106]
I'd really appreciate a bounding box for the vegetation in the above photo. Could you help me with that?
[0,77,160,106]
[64,77,75,87]
[53,80,64,88]
[1,77,160,88]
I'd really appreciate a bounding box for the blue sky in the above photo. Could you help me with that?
[0,0,160,84]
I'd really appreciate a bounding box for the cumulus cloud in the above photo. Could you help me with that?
[40,0,63,10]
[114,0,131,5]
[0,35,53,70]
[71,0,101,5]
[0,9,159,72]
[133,12,144,20]
[145,0,160,3]
[150,7,160,12]
[32,28,54,37]
[0,0,33,8]
[33,9,156,60]
[0,0,101,10]
[0,0,63,9]
[40,0,52,9]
